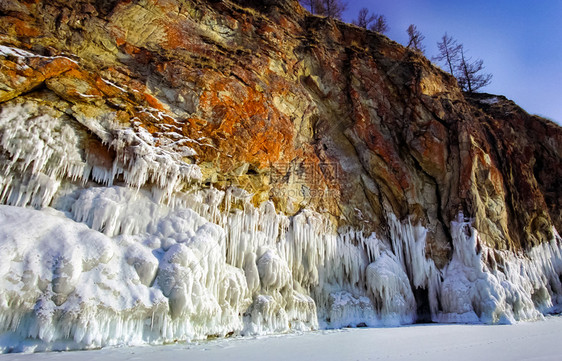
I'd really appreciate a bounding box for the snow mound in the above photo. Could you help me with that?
[0,204,243,353]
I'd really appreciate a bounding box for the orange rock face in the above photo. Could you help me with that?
[0,0,560,265]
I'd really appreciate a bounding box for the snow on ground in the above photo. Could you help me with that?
[1,316,561,361]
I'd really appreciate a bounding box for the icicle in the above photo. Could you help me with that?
[0,102,201,210]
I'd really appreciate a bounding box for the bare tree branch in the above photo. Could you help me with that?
[352,7,376,28]
[456,46,493,93]
[352,8,389,34]
[319,0,347,19]
[301,0,325,15]
[370,15,389,34]
[406,24,425,53]
[433,33,462,75]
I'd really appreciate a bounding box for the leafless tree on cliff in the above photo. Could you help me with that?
[319,0,348,19]
[456,46,493,93]
[353,7,376,28]
[370,14,389,34]
[352,8,389,34]
[433,33,462,75]
[301,0,346,19]
[406,24,425,53]
[301,0,324,14]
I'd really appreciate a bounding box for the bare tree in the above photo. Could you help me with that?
[301,0,346,19]
[353,7,376,28]
[319,0,347,19]
[406,24,425,53]
[456,46,492,93]
[370,15,389,34]
[352,8,389,34]
[301,0,324,15]
[433,33,462,75]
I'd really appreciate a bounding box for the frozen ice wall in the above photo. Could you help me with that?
[0,99,561,353]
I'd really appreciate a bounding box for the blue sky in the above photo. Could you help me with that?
[339,0,562,124]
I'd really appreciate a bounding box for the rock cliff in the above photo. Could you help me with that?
[0,0,561,352]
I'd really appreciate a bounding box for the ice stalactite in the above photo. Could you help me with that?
[0,188,322,352]
[0,101,200,211]
[0,103,85,208]
[107,123,200,200]
[1,186,562,352]
[366,254,416,325]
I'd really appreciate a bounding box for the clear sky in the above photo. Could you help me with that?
[339,0,562,124]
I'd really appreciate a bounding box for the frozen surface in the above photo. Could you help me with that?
[1,316,561,361]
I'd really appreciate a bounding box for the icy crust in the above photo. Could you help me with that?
[0,101,200,209]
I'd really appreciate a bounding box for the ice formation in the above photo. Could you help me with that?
[438,215,562,324]
[0,97,561,353]
[0,102,200,210]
